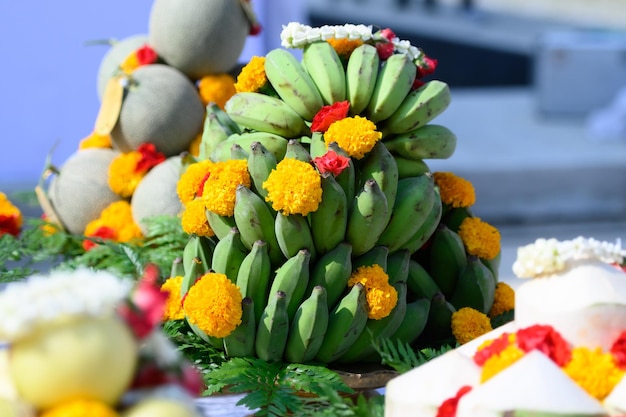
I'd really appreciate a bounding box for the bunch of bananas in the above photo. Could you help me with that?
[175,31,501,365]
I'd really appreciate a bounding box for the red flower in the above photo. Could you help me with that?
[412,78,426,90]
[135,143,166,174]
[379,28,397,41]
[376,42,395,60]
[416,55,438,79]
[196,172,211,197]
[83,226,117,251]
[250,23,263,36]
[516,324,572,367]
[0,214,21,237]
[135,44,158,66]
[436,385,472,417]
[130,361,204,396]
[311,101,350,133]
[118,264,169,339]
[473,332,513,366]
[313,150,351,176]
[611,331,626,369]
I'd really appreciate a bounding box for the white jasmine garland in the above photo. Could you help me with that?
[512,236,625,279]
[0,268,132,342]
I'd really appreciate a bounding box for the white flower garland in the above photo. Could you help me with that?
[512,236,625,279]
[0,268,132,341]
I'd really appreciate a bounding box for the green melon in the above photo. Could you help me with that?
[110,64,205,157]
[96,34,148,100]
[48,148,123,235]
[148,0,250,79]
[131,156,184,234]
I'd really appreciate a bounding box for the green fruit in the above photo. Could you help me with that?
[96,34,148,100]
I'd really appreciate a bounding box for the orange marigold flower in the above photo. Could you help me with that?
[188,132,203,158]
[198,73,237,108]
[235,56,267,93]
[0,192,22,237]
[324,116,382,159]
[488,282,515,318]
[563,346,625,401]
[183,272,242,338]
[263,158,322,216]
[327,38,364,57]
[79,132,112,150]
[451,307,493,345]
[181,198,214,237]
[83,201,143,250]
[348,264,398,320]
[458,217,501,260]
[480,344,525,383]
[40,398,119,417]
[177,160,215,204]
[433,172,475,208]
[108,151,144,198]
[161,276,185,321]
[203,159,251,217]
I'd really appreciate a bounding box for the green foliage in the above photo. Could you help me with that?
[162,320,226,372]
[491,309,515,329]
[375,338,455,374]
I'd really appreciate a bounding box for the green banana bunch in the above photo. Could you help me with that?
[264,48,324,121]
[352,245,389,272]
[315,282,369,364]
[210,131,289,163]
[345,43,380,114]
[306,242,353,309]
[302,41,346,105]
[275,212,316,260]
[386,249,411,285]
[199,102,241,161]
[358,141,399,227]
[308,172,348,255]
[345,178,389,256]
[419,292,456,344]
[284,139,312,162]
[233,184,283,266]
[396,184,442,253]
[247,141,277,200]
[230,143,249,160]
[390,297,431,346]
[224,91,307,138]
[236,240,272,323]
[384,124,457,161]
[255,290,290,362]
[170,257,184,277]
[395,156,430,179]
[206,210,236,240]
[426,224,467,298]
[449,255,496,314]
[182,233,214,280]
[406,259,441,301]
[284,285,329,363]
[377,173,436,253]
[338,281,408,363]
[309,131,327,159]
[210,227,249,283]
[328,142,356,203]
[443,206,473,233]
[223,297,256,358]
[381,80,451,135]
[267,249,311,320]
[365,53,417,123]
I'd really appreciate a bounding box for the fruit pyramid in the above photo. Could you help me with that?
[39,4,509,368]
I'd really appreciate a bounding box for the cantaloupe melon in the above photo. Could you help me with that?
[148,0,250,79]
[48,148,122,235]
[131,156,184,234]
[96,34,149,100]
[122,397,201,417]
[110,64,205,157]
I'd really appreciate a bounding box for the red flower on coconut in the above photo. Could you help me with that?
[311,101,350,133]
[136,44,158,66]
[436,385,472,417]
[516,324,572,367]
[135,143,166,174]
[611,331,626,369]
[313,150,350,176]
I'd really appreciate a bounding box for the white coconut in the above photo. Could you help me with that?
[604,374,626,415]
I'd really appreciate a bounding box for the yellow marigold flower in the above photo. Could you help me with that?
[327,38,364,57]
[0,192,22,237]
[458,217,501,260]
[188,132,203,157]
[203,159,251,217]
[119,51,140,74]
[263,158,323,216]
[451,307,493,345]
[107,150,144,198]
[181,198,214,237]
[198,73,237,108]
[84,201,143,243]
[177,160,215,204]
[480,344,525,383]
[235,56,268,93]
[488,282,515,318]
[79,132,112,150]
[40,399,119,417]
[433,172,476,208]
[348,264,398,320]
[183,272,242,338]
[324,116,382,160]
[161,276,185,321]
[563,346,625,401]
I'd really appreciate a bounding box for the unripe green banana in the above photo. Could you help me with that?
[302,41,346,105]
[255,290,290,362]
[328,142,356,203]
[268,249,311,320]
[199,102,241,161]
[306,242,353,309]
[395,156,430,179]
[384,124,457,161]
[236,240,272,323]
[211,131,288,163]
[345,178,389,256]
[275,212,316,260]
[398,186,442,254]
[427,224,467,298]
[264,48,324,121]
[309,132,327,159]
[284,285,329,363]
[315,282,369,364]
[308,172,348,255]
[481,250,501,285]
[420,292,456,343]
[381,80,451,135]
[284,139,312,162]
[247,141,277,201]
[358,141,399,227]
[182,234,214,280]
[443,206,473,233]
[377,173,436,253]
[223,297,256,358]
[206,210,236,240]
[224,91,308,138]
[170,257,184,278]
[230,143,249,160]
[406,259,441,301]
[386,249,411,285]
[346,43,380,115]
[210,227,249,283]
[449,255,496,314]
[338,281,408,363]
[365,53,417,123]
[233,184,284,266]
[390,297,431,346]
[353,245,389,272]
